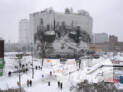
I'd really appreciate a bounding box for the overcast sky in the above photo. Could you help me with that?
[0,0,123,43]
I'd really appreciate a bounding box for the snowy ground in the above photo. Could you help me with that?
[0,54,74,92]
[1,52,123,92]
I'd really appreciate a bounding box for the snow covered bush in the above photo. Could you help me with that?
[0,88,25,92]
[70,80,122,92]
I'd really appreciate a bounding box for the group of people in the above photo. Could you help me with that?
[19,63,28,68]
[27,79,32,87]
[35,66,42,70]
[58,81,63,90]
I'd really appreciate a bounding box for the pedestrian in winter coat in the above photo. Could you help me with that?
[27,80,29,87]
[35,66,37,70]
[8,71,11,77]
[30,80,32,86]
[48,81,50,86]
[19,63,22,67]
[58,81,60,88]
[50,71,52,76]
[26,68,28,73]
[60,82,62,90]
[22,64,25,68]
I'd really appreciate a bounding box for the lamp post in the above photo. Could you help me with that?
[16,54,23,92]
[31,43,34,79]
[79,59,81,69]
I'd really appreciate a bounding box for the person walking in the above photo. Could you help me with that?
[27,79,29,87]
[8,71,11,77]
[26,68,28,73]
[39,66,40,69]
[48,81,50,86]
[58,81,60,88]
[35,66,37,70]
[60,82,62,90]
[30,80,32,86]
[50,71,52,76]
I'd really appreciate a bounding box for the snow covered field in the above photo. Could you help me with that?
[0,53,74,92]
[1,52,123,92]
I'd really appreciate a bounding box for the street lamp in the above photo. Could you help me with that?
[16,54,23,92]
[31,43,34,79]
[79,59,81,69]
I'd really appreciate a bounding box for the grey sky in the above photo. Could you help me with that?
[0,0,123,43]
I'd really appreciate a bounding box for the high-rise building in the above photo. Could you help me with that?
[18,19,31,43]
[92,33,109,43]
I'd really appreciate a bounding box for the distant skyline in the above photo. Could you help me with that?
[0,0,123,43]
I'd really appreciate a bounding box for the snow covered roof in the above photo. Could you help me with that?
[44,31,55,35]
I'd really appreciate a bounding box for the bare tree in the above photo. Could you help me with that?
[35,30,53,66]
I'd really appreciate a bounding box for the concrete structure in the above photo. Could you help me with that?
[109,35,118,51]
[0,38,4,76]
[92,33,108,43]
[23,8,93,58]
[30,9,93,43]
[109,35,123,51]
[90,35,123,52]
[90,42,109,52]
[18,19,31,43]
[109,35,118,44]
[116,42,123,51]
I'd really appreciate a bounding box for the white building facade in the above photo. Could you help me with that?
[18,19,31,43]
[30,9,93,43]
[92,33,109,43]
